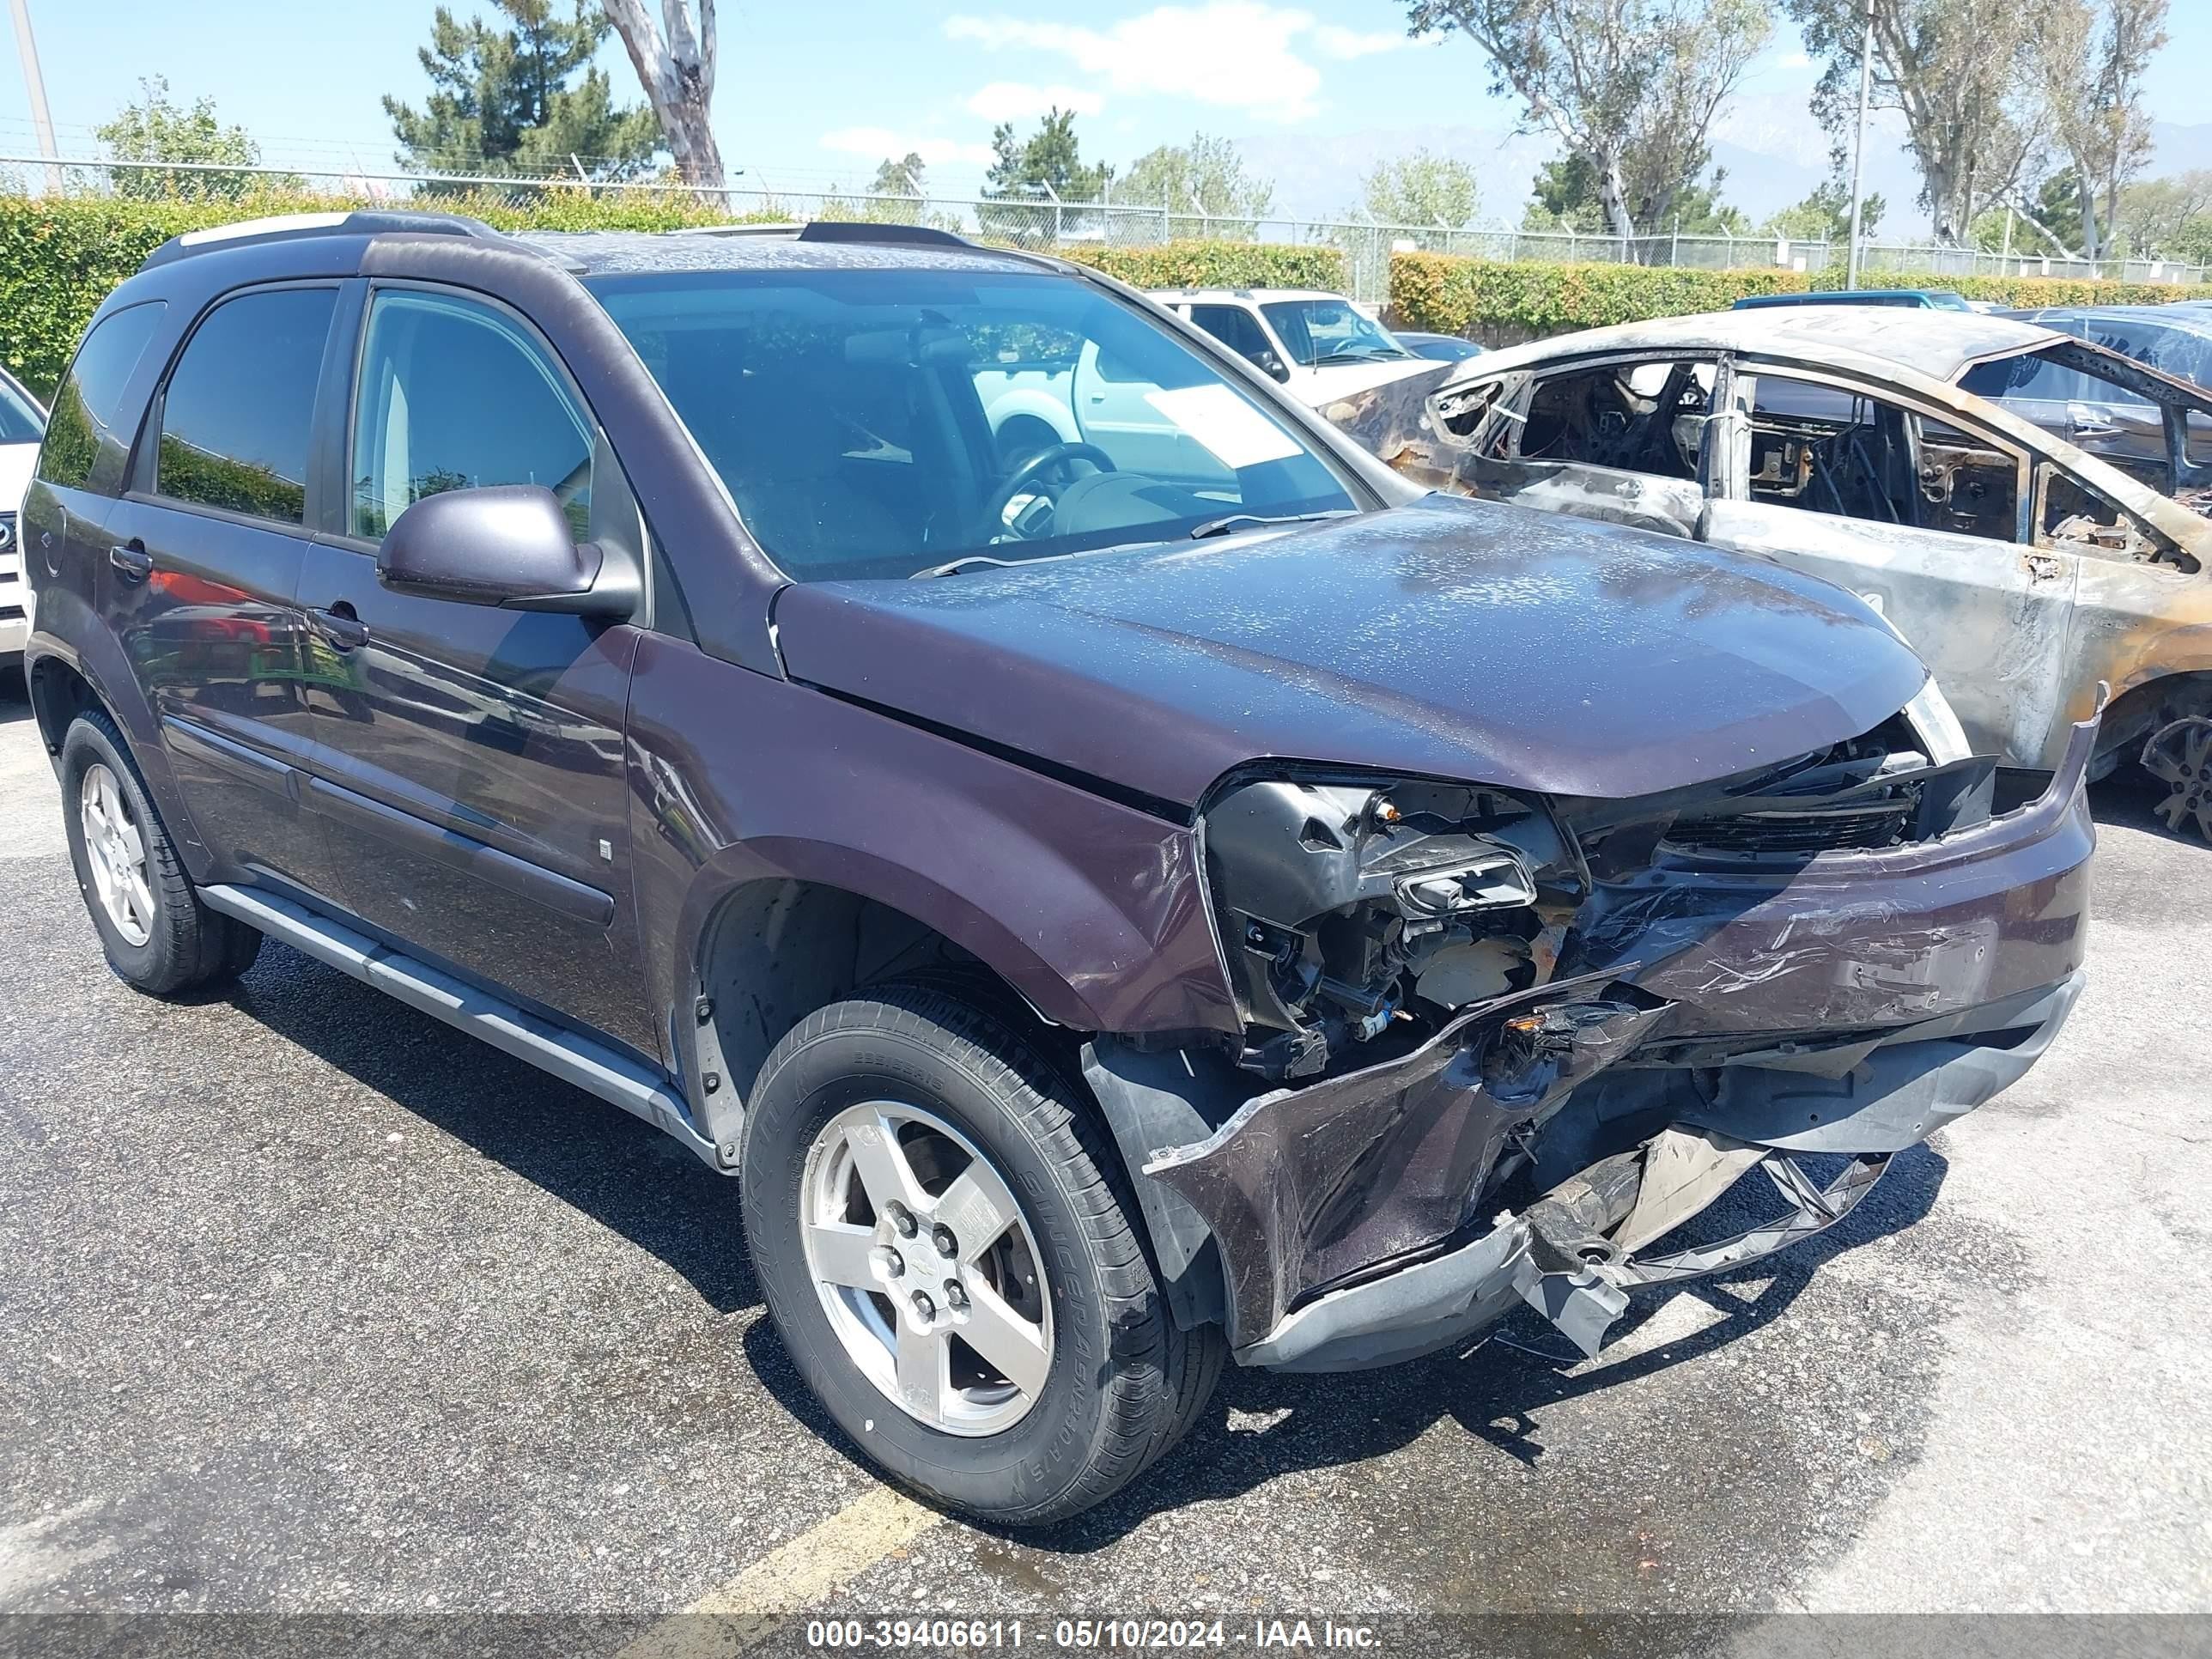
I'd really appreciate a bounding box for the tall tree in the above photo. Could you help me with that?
[985,109,1112,204]
[600,0,725,191]
[1357,149,1480,228]
[872,153,927,198]
[1523,151,1747,235]
[1407,0,1771,239]
[2035,0,2167,259]
[95,76,276,200]
[1121,133,1276,232]
[2115,169,2212,261]
[1784,0,2052,246]
[384,0,659,178]
[981,109,1111,237]
[1761,177,1887,242]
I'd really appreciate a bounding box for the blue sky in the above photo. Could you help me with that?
[4,0,2210,215]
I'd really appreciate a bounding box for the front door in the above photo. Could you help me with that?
[1706,365,2080,766]
[293,283,652,1054]
[1431,355,1720,540]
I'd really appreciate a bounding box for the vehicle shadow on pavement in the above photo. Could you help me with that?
[744,1140,1947,1549]
[226,943,760,1316]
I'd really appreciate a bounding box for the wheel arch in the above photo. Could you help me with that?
[25,608,208,873]
[678,867,1234,1334]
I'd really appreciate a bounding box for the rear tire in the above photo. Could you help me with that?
[740,985,1222,1526]
[59,710,262,997]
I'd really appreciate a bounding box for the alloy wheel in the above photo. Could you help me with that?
[2142,715,2212,843]
[799,1099,1054,1437]
[79,761,154,947]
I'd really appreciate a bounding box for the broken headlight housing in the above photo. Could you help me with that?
[1200,775,1583,1080]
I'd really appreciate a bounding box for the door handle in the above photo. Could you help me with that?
[108,541,152,583]
[306,605,369,650]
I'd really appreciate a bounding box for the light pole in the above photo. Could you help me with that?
[1844,0,1875,289]
[7,0,60,195]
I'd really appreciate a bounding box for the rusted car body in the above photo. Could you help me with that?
[1335,309,2212,837]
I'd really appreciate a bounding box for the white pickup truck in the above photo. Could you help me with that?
[1149,288,1438,408]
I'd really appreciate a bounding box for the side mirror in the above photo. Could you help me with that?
[376,484,636,618]
[1256,350,1291,384]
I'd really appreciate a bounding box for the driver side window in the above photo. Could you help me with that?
[350,289,592,541]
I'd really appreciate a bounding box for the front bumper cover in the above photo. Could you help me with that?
[1142,710,2099,1370]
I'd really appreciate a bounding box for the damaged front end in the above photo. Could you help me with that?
[1092,696,2098,1372]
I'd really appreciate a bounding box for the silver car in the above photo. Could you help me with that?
[1343,308,2212,838]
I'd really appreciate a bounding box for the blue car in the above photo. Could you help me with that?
[1733,289,1973,313]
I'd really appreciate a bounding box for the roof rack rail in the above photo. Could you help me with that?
[139,210,509,272]
[794,221,975,250]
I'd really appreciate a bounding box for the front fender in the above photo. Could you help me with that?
[623,632,1240,1124]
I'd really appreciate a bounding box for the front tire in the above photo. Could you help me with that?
[741,986,1220,1526]
[59,710,262,996]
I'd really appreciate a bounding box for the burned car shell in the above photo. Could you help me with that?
[1337,309,2212,793]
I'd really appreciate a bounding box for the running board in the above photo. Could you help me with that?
[200,884,723,1170]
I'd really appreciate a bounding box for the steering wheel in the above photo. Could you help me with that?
[979,441,1115,538]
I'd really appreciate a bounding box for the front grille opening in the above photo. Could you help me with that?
[1568,714,1997,870]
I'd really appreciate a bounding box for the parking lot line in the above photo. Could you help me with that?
[614,1485,943,1659]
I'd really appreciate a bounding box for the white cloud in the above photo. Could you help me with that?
[1780,51,1813,70]
[965,81,1107,121]
[945,3,1328,122]
[1311,23,1421,58]
[817,127,998,168]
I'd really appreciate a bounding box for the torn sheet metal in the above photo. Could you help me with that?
[1141,973,1668,1346]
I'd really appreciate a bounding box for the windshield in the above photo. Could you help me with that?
[590,267,1358,581]
[1260,299,1411,367]
[0,374,44,444]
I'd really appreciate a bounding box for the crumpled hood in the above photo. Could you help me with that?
[773,495,1930,809]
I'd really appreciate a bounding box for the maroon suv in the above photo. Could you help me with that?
[23,213,2093,1524]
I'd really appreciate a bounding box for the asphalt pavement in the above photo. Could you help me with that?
[2,676,2207,1652]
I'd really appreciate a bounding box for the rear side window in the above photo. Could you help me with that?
[36,301,167,490]
[349,289,592,541]
[155,287,337,525]
[1188,304,1273,363]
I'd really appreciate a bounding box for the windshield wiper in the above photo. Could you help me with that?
[909,553,1025,580]
[1313,349,1401,365]
[1188,509,1358,540]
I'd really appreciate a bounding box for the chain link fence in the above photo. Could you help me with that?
[5,155,2205,301]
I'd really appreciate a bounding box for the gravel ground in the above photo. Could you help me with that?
[2,674,2206,1650]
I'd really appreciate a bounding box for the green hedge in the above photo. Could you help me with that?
[1062,238,1346,294]
[0,190,788,400]
[1389,250,2212,338]
[0,198,1350,403]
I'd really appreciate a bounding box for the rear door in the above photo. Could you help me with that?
[292,282,653,1054]
[103,281,355,904]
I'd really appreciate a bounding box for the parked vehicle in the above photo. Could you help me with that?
[1151,287,1437,406]
[1345,307,2212,839]
[1981,305,2212,477]
[1395,330,1486,364]
[0,364,48,676]
[27,215,2093,1525]
[1733,289,1972,312]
